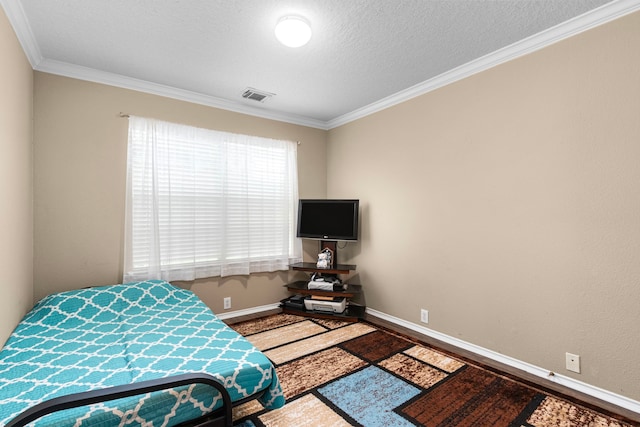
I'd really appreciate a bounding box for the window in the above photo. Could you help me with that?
[123,116,302,282]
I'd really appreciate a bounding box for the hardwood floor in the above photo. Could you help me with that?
[363,312,640,425]
[225,308,639,424]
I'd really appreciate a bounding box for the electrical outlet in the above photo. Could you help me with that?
[223,297,231,310]
[420,309,429,324]
[566,352,580,373]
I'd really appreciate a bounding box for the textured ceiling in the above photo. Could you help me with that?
[4,0,635,128]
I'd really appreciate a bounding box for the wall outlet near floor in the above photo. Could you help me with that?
[420,309,429,324]
[223,297,231,310]
[566,352,580,373]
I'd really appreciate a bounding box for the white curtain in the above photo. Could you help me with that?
[123,116,302,282]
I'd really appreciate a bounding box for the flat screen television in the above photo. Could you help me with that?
[296,199,359,241]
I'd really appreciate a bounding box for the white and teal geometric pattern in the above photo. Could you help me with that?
[0,280,284,426]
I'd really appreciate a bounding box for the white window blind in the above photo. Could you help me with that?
[123,116,302,282]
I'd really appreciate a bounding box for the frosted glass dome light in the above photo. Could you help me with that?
[275,16,312,48]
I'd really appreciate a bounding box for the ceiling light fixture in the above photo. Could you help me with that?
[275,16,312,48]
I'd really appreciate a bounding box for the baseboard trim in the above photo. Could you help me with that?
[365,307,640,419]
[216,303,281,322]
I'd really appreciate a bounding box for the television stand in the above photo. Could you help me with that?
[281,262,364,322]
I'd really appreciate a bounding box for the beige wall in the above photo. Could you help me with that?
[33,72,327,312]
[328,12,640,401]
[0,9,33,346]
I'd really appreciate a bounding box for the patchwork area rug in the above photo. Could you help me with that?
[228,314,634,427]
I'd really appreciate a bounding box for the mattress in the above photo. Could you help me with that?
[0,280,284,426]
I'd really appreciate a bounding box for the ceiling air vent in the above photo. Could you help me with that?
[241,88,275,103]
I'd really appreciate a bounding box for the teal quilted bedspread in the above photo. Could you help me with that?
[0,280,285,426]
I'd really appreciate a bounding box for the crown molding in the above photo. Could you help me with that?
[327,0,640,129]
[34,58,329,130]
[3,0,639,131]
[0,0,327,129]
[0,0,42,66]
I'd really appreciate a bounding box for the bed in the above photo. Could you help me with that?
[0,280,285,426]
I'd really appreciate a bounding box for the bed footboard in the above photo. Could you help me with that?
[6,373,232,427]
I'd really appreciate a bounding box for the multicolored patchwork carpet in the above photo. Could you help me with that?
[228,314,634,427]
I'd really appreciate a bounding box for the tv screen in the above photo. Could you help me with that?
[297,199,359,241]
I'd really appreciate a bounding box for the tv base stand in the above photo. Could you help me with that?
[281,263,364,322]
